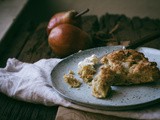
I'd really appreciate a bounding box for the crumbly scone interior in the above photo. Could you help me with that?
[92,65,113,98]
[78,54,99,83]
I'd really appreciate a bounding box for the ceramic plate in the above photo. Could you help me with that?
[51,46,160,110]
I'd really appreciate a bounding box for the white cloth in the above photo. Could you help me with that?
[0,58,70,106]
[0,58,160,120]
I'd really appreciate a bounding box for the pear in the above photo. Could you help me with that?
[48,24,93,57]
[47,10,81,34]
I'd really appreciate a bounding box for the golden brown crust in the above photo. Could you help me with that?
[101,49,147,64]
[100,49,160,85]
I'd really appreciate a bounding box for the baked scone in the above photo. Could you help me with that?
[92,49,160,98]
[100,49,160,85]
[78,54,98,83]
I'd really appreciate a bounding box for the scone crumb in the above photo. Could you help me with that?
[63,71,81,88]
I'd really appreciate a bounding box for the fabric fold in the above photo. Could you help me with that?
[0,58,70,106]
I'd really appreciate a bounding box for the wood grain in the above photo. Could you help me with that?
[56,107,135,120]
[18,23,56,63]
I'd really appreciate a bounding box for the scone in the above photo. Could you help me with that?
[92,49,160,98]
[100,49,160,85]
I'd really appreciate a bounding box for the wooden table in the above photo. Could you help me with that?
[0,13,160,120]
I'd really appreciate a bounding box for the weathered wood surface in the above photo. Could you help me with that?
[18,23,56,63]
[56,107,134,120]
[0,13,160,120]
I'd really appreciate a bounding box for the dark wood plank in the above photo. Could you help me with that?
[56,106,135,120]
[18,23,56,63]
[0,93,58,120]
[0,22,32,67]
[131,17,160,48]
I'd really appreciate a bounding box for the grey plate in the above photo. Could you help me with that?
[51,46,160,110]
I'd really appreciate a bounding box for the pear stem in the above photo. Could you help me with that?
[75,8,89,18]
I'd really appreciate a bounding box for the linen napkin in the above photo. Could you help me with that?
[0,58,70,106]
[0,58,160,120]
